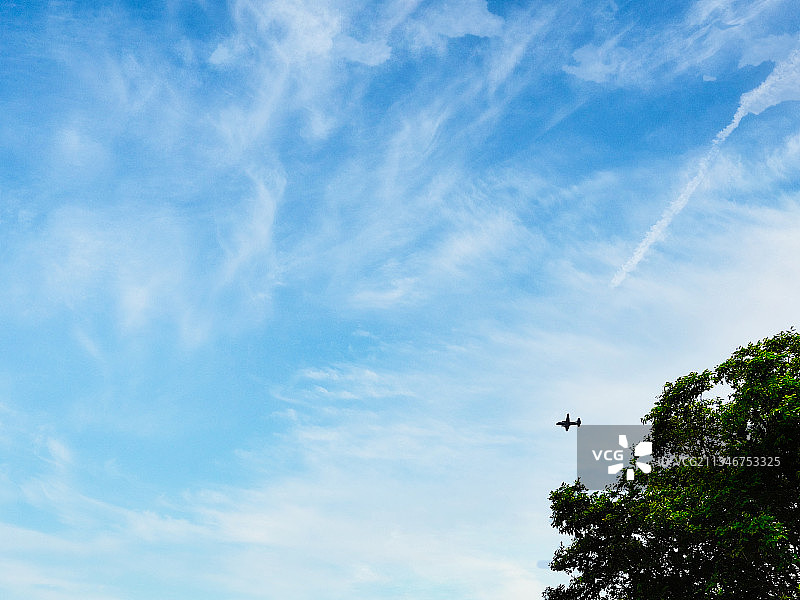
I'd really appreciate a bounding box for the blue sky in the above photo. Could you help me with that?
[1,0,800,598]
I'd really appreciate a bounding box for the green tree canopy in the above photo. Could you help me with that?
[544,330,800,599]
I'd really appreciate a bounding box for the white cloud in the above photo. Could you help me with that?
[45,439,73,468]
[485,6,557,94]
[627,200,800,353]
[335,34,393,66]
[6,206,190,327]
[404,0,503,51]
[739,33,798,66]
[343,205,538,310]
[296,364,418,401]
[563,36,632,84]
[562,1,797,88]
[735,44,800,118]
[0,399,556,598]
[0,558,120,600]
[229,0,341,63]
[426,210,532,277]
[208,35,248,67]
[53,127,109,174]
[0,169,288,341]
[350,276,423,309]
[205,0,376,150]
[215,169,282,293]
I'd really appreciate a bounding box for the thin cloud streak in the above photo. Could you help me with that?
[612,44,800,287]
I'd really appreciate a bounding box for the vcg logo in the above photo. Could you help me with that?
[601,435,652,480]
[577,426,652,489]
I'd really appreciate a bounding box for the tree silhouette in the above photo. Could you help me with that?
[545,330,800,599]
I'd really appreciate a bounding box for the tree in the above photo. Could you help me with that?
[544,330,800,599]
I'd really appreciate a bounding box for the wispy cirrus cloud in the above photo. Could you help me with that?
[0,0,566,332]
[564,0,795,86]
[0,363,554,599]
[2,1,800,599]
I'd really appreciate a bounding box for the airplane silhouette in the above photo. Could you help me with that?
[556,413,581,431]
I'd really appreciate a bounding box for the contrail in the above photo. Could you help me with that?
[611,46,800,288]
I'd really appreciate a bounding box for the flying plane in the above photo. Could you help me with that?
[556,413,581,431]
